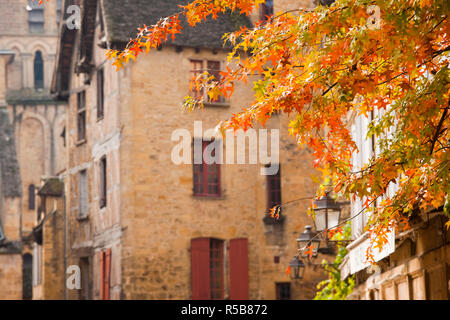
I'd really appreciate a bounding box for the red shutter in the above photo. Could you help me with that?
[100,251,105,299]
[104,249,111,300]
[191,238,211,299]
[229,238,249,299]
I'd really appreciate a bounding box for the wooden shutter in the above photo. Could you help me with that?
[104,249,111,300]
[100,251,105,299]
[229,238,249,299]
[191,238,211,299]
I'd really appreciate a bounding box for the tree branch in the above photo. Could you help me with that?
[430,102,449,156]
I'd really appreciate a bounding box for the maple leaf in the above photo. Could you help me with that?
[303,245,314,260]
[269,205,281,220]
[285,266,291,276]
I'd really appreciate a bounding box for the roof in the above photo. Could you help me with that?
[6,89,66,105]
[0,107,21,198]
[37,178,64,197]
[52,0,251,97]
[102,0,252,49]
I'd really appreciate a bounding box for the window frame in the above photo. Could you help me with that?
[189,59,227,105]
[97,68,104,120]
[28,184,36,210]
[276,282,291,300]
[193,139,221,198]
[33,51,44,90]
[79,257,91,300]
[77,91,87,143]
[99,156,107,209]
[209,239,225,300]
[56,0,62,26]
[266,165,281,212]
[78,169,88,219]
[28,0,44,33]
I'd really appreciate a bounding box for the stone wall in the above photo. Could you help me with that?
[0,253,22,299]
[41,196,65,299]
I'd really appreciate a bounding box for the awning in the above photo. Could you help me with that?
[341,227,395,279]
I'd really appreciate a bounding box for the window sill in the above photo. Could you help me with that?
[76,139,87,146]
[97,116,104,122]
[76,214,89,222]
[203,102,230,108]
[263,213,285,225]
[192,194,225,200]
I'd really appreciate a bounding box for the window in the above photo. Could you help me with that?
[210,239,224,299]
[79,170,88,218]
[28,0,44,33]
[34,51,44,89]
[191,238,224,300]
[32,245,42,287]
[98,1,105,34]
[99,157,107,208]
[28,184,36,210]
[56,0,62,25]
[97,68,104,119]
[79,257,91,300]
[267,165,281,212]
[276,283,291,300]
[77,91,86,141]
[60,126,66,147]
[193,140,221,197]
[100,249,111,300]
[261,0,274,21]
[190,60,204,99]
[190,60,225,103]
[23,254,33,300]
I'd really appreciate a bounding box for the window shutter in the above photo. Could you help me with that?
[100,251,105,299]
[229,238,249,299]
[104,249,111,300]
[191,238,211,299]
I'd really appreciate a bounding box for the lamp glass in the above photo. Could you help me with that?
[328,209,340,229]
[313,210,327,232]
[289,257,305,279]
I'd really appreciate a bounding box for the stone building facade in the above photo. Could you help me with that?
[0,0,66,299]
[52,0,333,300]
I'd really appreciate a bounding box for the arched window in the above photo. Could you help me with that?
[28,184,36,210]
[22,254,33,300]
[34,51,44,89]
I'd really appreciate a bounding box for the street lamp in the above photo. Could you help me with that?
[288,256,305,280]
[313,191,341,234]
[296,225,320,258]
